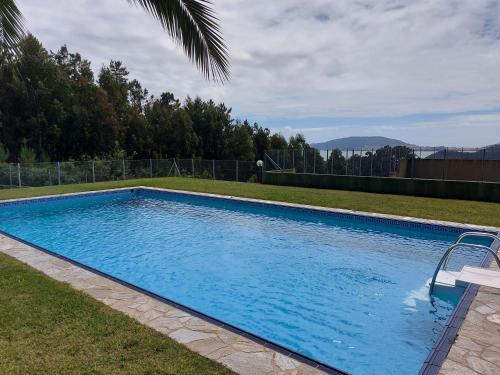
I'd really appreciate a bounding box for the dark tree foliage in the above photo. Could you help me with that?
[0,36,295,163]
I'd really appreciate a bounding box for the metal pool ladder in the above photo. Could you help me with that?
[429,231,500,296]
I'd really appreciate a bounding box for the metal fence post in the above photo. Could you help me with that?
[331,150,334,174]
[388,149,391,177]
[192,158,195,178]
[122,159,126,180]
[292,149,295,171]
[212,159,215,180]
[345,149,348,175]
[17,163,21,187]
[57,161,61,185]
[303,151,306,173]
[9,163,12,187]
[442,148,447,180]
[92,161,96,183]
[326,150,329,174]
[370,149,373,176]
[149,159,153,178]
[313,151,316,174]
[359,150,362,176]
[481,148,486,182]
[235,160,238,181]
[411,149,415,178]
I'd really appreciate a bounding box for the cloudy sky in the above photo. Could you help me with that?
[19,0,500,146]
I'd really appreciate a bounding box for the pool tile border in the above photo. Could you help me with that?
[1,186,499,375]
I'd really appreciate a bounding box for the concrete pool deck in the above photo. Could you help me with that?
[0,186,499,374]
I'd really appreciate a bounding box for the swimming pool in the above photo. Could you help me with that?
[0,188,488,374]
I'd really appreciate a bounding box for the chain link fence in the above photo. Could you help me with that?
[265,145,500,182]
[0,158,259,189]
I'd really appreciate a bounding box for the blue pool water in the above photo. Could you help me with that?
[0,189,486,374]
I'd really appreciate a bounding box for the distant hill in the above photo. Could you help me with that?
[426,143,500,160]
[311,136,418,150]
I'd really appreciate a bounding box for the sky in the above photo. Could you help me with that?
[18,0,500,146]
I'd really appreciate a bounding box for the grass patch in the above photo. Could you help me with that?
[0,252,233,374]
[0,177,499,227]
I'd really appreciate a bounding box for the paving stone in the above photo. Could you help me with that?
[232,341,266,353]
[169,328,216,344]
[465,310,486,326]
[455,336,485,352]
[295,366,324,375]
[148,316,184,333]
[481,350,500,367]
[206,346,238,361]
[183,317,220,332]
[486,314,500,325]
[275,353,301,370]
[447,346,471,366]
[165,309,192,319]
[440,360,481,375]
[186,336,227,356]
[137,309,165,324]
[218,330,244,345]
[475,304,496,315]
[220,351,274,375]
[466,356,500,375]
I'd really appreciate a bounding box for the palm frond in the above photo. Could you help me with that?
[0,0,25,55]
[128,0,229,82]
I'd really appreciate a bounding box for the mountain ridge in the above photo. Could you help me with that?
[311,136,419,150]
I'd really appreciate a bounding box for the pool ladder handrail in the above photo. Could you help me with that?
[429,231,500,296]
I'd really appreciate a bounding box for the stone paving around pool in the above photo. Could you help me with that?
[0,233,329,375]
[438,251,500,375]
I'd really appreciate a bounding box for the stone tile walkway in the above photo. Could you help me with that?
[0,233,330,375]
[439,250,500,375]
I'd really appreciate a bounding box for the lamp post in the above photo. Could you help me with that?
[256,160,263,183]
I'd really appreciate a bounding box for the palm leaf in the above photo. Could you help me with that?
[0,0,25,55]
[0,0,229,81]
[128,0,230,82]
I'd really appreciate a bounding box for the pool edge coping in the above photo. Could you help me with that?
[1,185,499,375]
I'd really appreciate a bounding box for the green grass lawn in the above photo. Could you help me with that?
[0,252,234,374]
[0,177,499,227]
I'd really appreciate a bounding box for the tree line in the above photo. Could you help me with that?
[0,35,306,164]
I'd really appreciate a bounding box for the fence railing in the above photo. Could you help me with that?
[264,145,500,182]
[0,158,259,189]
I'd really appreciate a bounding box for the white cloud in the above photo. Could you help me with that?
[17,0,500,145]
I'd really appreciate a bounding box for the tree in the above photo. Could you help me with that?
[269,133,288,150]
[251,123,270,160]
[289,133,309,150]
[0,143,9,162]
[52,45,93,82]
[326,149,346,175]
[225,121,255,161]
[1,36,296,163]
[0,0,229,81]
[19,144,36,163]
